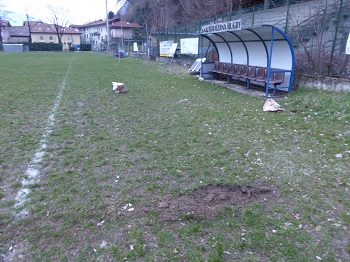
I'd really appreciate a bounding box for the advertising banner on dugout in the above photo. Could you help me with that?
[201,19,241,34]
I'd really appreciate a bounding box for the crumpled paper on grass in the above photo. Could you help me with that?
[263,98,284,112]
[112,82,128,93]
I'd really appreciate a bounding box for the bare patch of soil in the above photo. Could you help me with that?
[157,183,277,221]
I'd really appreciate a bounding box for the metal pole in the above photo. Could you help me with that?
[199,34,203,78]
[285,0,290,33]
[266,27,275,98]
[328,0,343,76]
[121,17,124,48]
[106,0,110,52]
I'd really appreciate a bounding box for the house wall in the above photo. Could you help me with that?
[61,34,81,50]
[1,28,10,42]
[76,20,141,51]
[8,36,29,43]
[31,32,80,50]
[79,25,106,48]
[31,33,58,43]
[111,28,133,39]
[78,24,111,50]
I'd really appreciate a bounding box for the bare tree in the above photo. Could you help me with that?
[124,0,265,26]
[150,0,177,32]
[24,8,42,43]
[46,4,70,44]
[264,0,270,9]
[178,0,219,22]
[290,0,349,77]
[125,0,153,36]
[0,0,11,43]
[125,0,177,34]
[0,0,9,20]
[166,0,264,23]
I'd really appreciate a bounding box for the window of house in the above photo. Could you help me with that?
[67,36,71,41]
[49,36,54,41]
[39,36,44,40]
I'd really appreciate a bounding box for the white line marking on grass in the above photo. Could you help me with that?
[14,58,73,217]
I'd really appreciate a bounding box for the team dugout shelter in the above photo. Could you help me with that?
[199,19,295,97]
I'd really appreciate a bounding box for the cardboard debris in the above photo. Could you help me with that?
[263,99,284,112]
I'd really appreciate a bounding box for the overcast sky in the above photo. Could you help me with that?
[5,0,126,26]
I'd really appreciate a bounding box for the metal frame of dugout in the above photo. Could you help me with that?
[199,23,295,97]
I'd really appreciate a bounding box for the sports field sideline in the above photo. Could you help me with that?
[0,52,349,261]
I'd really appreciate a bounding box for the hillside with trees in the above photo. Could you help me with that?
[122,0,267,33]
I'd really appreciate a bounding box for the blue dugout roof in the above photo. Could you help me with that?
[200,22,295,96]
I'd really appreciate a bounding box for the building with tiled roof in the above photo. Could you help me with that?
[73,18,142,51]
[1,20,81,50]
[73,18,119,51]
[8,26,30,43]
[110,20,143,40]
[30,22,81,50]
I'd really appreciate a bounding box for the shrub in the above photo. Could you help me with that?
[80,44,91,51]
[29,43,63,51]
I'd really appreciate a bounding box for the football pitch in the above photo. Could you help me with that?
[0,52,349,261]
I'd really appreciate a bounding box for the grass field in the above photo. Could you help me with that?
[0,52,349,261]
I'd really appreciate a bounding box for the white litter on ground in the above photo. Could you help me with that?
[14,58,73,217]
[112,82,127,93]
[263,98,284,112]
[122,203,134,212]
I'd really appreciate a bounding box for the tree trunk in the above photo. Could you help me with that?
[264,0,270,10]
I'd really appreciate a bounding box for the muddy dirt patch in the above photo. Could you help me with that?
[157,183,277,221]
